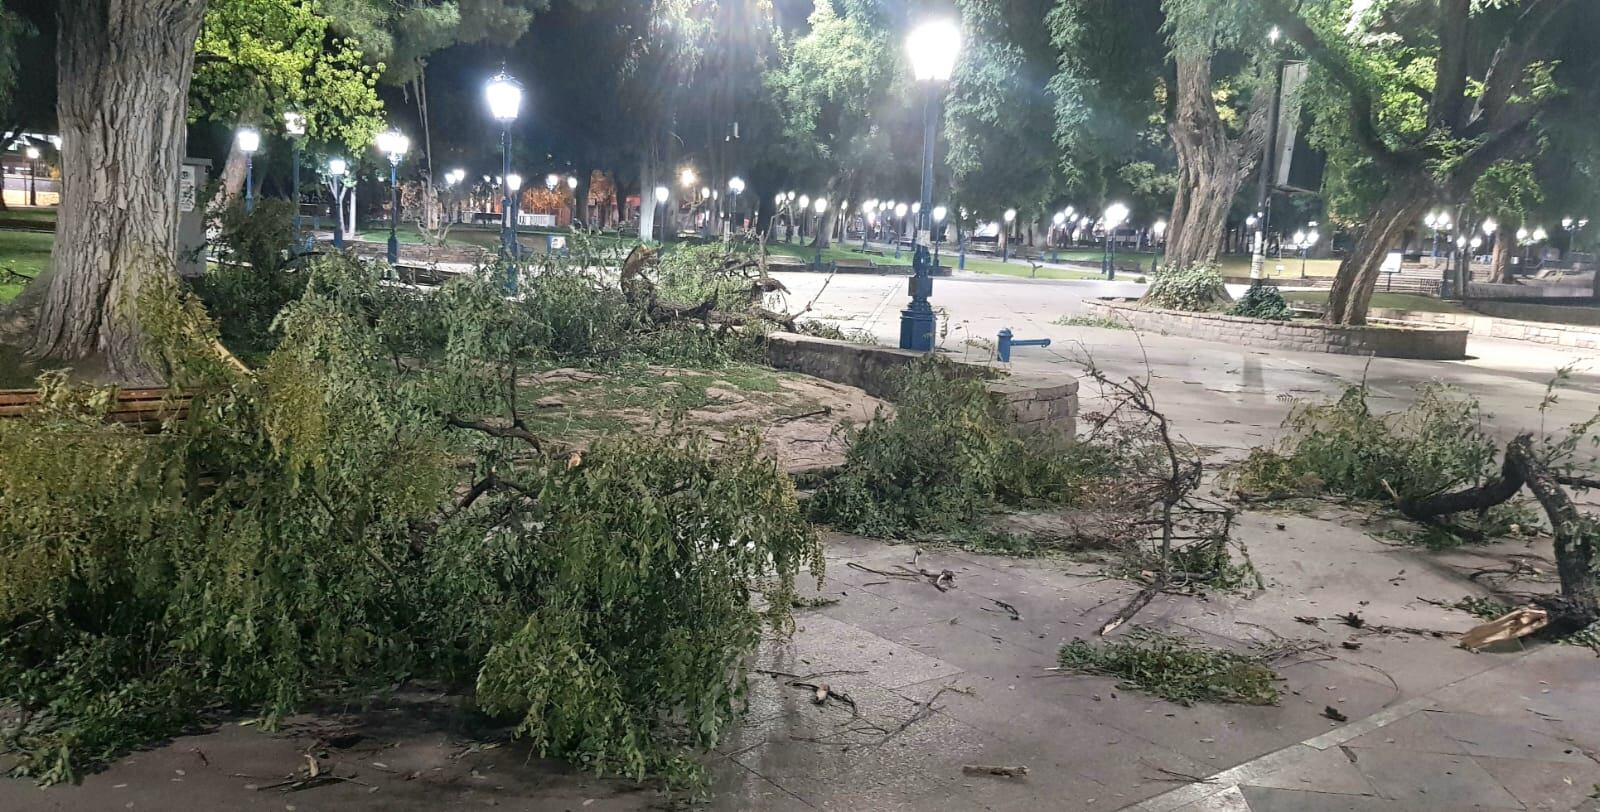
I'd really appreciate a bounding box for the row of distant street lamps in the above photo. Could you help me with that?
[225,16,964,352]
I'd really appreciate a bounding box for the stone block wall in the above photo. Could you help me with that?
[765,333,1077,437]
[1085,301,1469,360]
[1362,306,1600,350]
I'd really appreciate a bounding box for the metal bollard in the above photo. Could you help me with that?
[996,328,1051,363]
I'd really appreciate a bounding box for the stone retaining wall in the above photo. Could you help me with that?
[1361,307,1600,350]
[1085,300,1468,360]
[765,332,1077,437]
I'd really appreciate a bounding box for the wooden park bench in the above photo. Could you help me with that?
[0,387,193,429]
[830,258,877,274]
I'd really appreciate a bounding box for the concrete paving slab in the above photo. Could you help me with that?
[1474,755,1600,812]
[1345,746,1524,809]
[1426,709,1591,764]
[1240,744,1378,796]
[753,613,963,692]
[1238,785,1449,812]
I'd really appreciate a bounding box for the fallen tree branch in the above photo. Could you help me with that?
[446,416,542,449]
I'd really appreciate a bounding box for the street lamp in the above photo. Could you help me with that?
[1000,208,1017,263]
[1051,211,1066,262]
[375,128,409,266]
[326,157,348,248]
[1291,227,1320,278]
[284,111,306,248]
[901,16,961,352]
[1102,202,1130,279]
[486,70,524,261]
[545,173,559,191]
[727,176,745,232]
[506,173,523,254]
[932,205,948,268]
[813,197,829,269]
[653,185,670,242]
[236,127,261,213]
[24,146,39,207]
[894,202,909,258]
[1152,219,1168,273]
[680,167,698,190]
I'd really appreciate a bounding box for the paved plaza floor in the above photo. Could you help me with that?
[5,272,1597,811]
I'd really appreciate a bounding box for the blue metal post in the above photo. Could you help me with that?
[387,160,400,266]
[959,234,966,270]
[1104,233,1116,281]
[998,328,1013,363]
[499,128,514,258]
[899,84,941,352]
[244,155,255,214]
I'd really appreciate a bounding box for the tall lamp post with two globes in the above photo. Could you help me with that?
[486,71,524,262]
[375,129,410,266]
[900,18,960,352]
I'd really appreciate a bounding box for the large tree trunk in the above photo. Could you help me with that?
[638,153,655,241]
[1490,228,1516,284]
[1324,174,1430,325]
[25,0,206,382]
[1161,54,1271,272]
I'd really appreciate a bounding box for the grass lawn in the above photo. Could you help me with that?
[0,207,58,226]
[1282,290,1469,314]
[0,229,55,304]
[764,241,1105,280]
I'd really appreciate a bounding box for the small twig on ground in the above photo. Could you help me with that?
[774,407,832,424]
[984,598,1021,621]
[962,764,1029,778]
[1101,577,1165,636]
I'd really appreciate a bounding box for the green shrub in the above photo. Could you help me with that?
[1057,629,1280,706]
[1143,264,1227,311]
[1227,383,1500,503]
[191,200,306,359]
[1229,285,1292,321]
[809,358,1111,537]
[0,258,821,788]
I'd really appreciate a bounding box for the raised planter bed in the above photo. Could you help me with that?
[1084,299,1468,360]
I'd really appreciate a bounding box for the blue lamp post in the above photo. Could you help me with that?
[654,185,670,242]
[1151,218,1167,274]
[899,18,960,351]
[375,128,409,266]
[932,205,947,269]
[506,173,523,256]
[728,176,745,234]
[486,70,524,260]
[236,127,260,213]
[812,196,829,269]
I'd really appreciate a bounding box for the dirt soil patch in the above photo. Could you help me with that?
[519,363,887,474]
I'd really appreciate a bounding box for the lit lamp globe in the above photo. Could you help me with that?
[327,157,347,177]
[654,186,670,204]
[24,146,39,161]
[932,205,948,224]
[546,173,559,190]
[700,186,711,200]
[1516,226,1530,242]
[376,129,409,163]
[680,168,698,189]
[787,191,796,202]
[906,19,962,82]
[1482,218,1498,236]
[1470,236,1483,250]
[729,176,746,194]
[1153,220,1168,239]
[1532,227,1548,242]
[814,197,828,214]
[895,203,908,219]
[1064,206,1075,219]
[283,111,306,137]
[1003,209,1017,224]
[1052,212,1066,226]
[506,173,523,192]
[798,194,810,210]
[567,175,578,191]
[486,72,523,124]
[775,193,785,206]
[236,127,261,155]
[1104,203,1130,231]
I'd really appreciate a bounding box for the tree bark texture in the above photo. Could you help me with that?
[28,0,206,382]
[1162,55,1271,272]
[1490,229,1516,284]
[1323,174,1430,325]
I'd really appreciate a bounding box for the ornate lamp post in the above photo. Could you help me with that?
[653,185,670,242]
[326,157,348,248]
[284,111,306,249]
[1151,219,1168,273]
[812,197,829,269]
[932,205,948,268]
[375,128,409,266]
[1102,202,1130,280]
[1001,208,1016,263]
[24,146,39,206]
[860,199,876,251]
[567,175,580,224]
[486,70,524,259]
[900,17,961,352]
[236,127,261,213]
[506,173,523,255]
[727,176,745,233]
